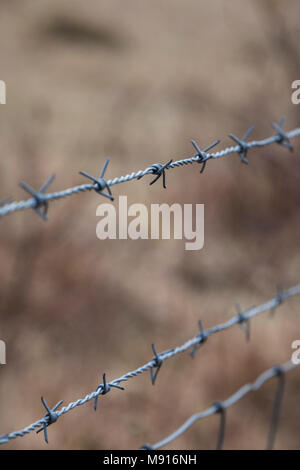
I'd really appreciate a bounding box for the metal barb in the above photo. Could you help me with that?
[19,174,55,220]
[190,320,208,358]
[150,344,163,385]
[0,120,299,219]
[267,366,285,450]
[36,396,63,444]
[138,160,173,188]
[228,125,254,164]
[80,158,114,201]
[270,286,284,316]
[190,139,220,173]
[213,401,226,450]
[236,304,251,341]
[94,373,124,411]
[272,117,294,152]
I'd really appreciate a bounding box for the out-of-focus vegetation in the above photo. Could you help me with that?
[0,0,300,449]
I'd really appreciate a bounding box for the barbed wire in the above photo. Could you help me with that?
[0,117,299,219]
[0,283,299,446]
[141,360,297,450]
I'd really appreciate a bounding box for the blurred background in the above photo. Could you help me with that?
[0,0,300,450]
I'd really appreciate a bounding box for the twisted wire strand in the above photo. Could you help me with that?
[0,283,299,445]
[0,125,299,218]
[144,360,296,450]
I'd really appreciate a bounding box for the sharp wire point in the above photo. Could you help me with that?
[242,125,254,141]
[272,117,293,152]
[228,126,254,164]
[139,159,172,188]
[101,158,110,178]
[94,373,124,411]
[0,120,298,218]
[236,304,251,341]
[191,139,220,173]
[190,320,208,357]
[19,175,55,220]
[40,174,56,193]
[36,396,62,444]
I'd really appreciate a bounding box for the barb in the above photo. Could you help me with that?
[236,304,252,341]
[19,174,55,220]
[142,360,296,450]
[0,284,299,446]
[150,344,163,385]
[93,373,124,411]
[190,320,208,358]
[36,397,63,444]
[0,120,299,218]
[190,139,220,173]
[272,117,294,152]
[137,159,173,188]
[80,158,114,201]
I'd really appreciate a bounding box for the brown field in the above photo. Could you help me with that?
[0,0,300,449]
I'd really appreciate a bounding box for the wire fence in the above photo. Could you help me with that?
[1,283,299,447]
[0,117,299,220]
[1,117,300,449]
[142,360,297,450]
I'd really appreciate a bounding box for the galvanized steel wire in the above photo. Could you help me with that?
[0,283,299,447]
[0,118,299,219]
